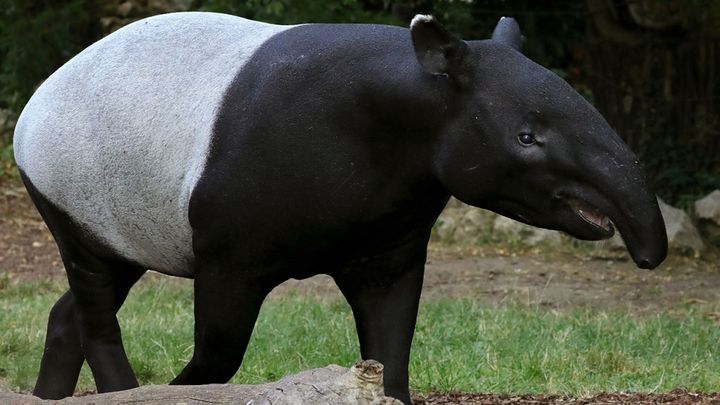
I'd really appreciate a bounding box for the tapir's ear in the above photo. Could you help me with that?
[410,14,468,78]
[491,16,523,51]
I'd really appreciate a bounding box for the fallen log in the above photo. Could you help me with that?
[0,360,401,404]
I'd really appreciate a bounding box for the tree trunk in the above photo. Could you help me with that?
[585,0,720,205]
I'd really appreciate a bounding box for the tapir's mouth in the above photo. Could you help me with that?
[567,197,614,233]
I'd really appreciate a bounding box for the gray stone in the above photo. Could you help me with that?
[695,190,720,225]
[453,207,496,243]
[102,0,194,33]
[492,215,563,246]
[579,198,709,253]
[435,197,707,251]
[433,210,458,242]
[596,231,626,250]
[444,197,465,209]
[433,200,496,244]
[599,198,705,252]
[659,198,705,252]
[695,190,720,247]
[148,0,193,13]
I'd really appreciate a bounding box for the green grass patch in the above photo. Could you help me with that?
[1,278,719,394]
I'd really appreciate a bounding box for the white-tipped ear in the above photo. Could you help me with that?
[410,14,468,77]
[491,16,523,51]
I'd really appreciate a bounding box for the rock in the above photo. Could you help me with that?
[436,199,563,246]
[433,210,458,242]
[597,198,705,252]
[454,208,495,243]
[0,361,400,404]
[659,198,705,252]
[435,197,707,251]
[444,197,465,209]
[595,231,626,250]
[695,190,720,225]
[492,215,563,246]
[117,1,137,17]
[433,200,496,244]
[695,190,720,247]
[148,0,193,13]
[101,0,193,34]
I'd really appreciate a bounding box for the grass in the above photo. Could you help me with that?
[1,277,719,395]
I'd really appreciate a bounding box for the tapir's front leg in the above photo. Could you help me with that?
[333,240,427,405]
[171,259,278,385]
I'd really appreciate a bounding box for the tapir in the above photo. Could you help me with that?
[13,12,667,404]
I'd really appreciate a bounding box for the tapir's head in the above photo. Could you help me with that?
[411,15,667,269]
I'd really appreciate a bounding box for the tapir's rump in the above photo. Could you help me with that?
[13,13,291,275]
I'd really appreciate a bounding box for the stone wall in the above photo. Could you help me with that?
[433,192,720,253]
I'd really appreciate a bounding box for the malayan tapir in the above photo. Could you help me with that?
[14,11,667,404]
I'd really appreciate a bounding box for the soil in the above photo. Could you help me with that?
[414,389,720,404]
[2,178,719,404]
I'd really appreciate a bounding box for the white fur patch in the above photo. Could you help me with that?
[14,12,292,276]
[410,14,434,29]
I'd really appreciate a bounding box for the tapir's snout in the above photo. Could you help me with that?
[625,228,667,270]
[535,78,669,270]
[576,140,668,270]
[552,177,667,270]
[626,220,667,270]
[638,257,659,270]
[613,193,668,270]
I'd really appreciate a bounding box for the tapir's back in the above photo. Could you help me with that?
[13,12,291,275]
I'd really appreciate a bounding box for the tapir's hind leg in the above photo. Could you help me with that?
[33,290,83,399]
[21,172,146,398]
[34,266,144,399]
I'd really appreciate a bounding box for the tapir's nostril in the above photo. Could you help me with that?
[638,259,652,269]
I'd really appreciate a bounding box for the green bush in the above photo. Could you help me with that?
[198,0,400,25]
[0,0,104,119]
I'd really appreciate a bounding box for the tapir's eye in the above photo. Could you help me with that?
[518,133,536,146]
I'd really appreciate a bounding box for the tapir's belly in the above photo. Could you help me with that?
[13,12,291,276]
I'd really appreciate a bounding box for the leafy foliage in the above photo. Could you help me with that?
[0,0,104,175]
[198,0,400,24]
[0,0,103,120]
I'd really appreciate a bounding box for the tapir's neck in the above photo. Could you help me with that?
[357,42,466,190]
[207,23,457,234]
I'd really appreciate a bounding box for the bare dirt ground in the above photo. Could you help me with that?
[414,390,720,404]
[2,179,719,404]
